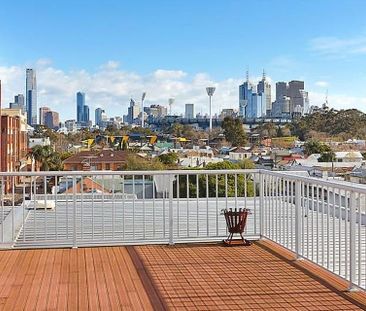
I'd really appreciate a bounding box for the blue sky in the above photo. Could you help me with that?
[1,0,366,120]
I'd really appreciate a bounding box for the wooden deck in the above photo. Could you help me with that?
[0,242,365,310]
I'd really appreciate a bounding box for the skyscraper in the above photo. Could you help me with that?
[26,69,37,125]
[275,82,288,102]
[76,92,85,122]
[95,108,105,126]
[83,105,90,123]
[39,107,51,125]
[239,71,266,119]
[257,71,271,117]
[44,111,60,129]
[185,104,194,119]
[127,98,140,124]
[288,80,305,114]
[10,94,25,113]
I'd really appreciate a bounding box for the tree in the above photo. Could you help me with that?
[121,154,166,171]
[304,140,332,156]
[158,152,179,166]
[175,161,255,198]
[222,117,247,147]
[28,145,63,171]
[318,151,336,162]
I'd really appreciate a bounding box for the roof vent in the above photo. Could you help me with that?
[100,153,104,157]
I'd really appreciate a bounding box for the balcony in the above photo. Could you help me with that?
[1,169,366,309]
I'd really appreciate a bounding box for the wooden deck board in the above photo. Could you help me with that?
[0,243,364,310]
[35,249,56,310]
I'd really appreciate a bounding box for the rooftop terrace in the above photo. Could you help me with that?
[0,241,365,310]
[1,169,366,309]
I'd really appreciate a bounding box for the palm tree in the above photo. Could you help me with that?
[28,145,62,171]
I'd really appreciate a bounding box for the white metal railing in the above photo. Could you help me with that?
[1,169,366,290]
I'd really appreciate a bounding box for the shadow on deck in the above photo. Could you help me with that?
[0,241,365,310]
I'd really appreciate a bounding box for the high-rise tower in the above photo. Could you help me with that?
[76,92,85,122]
[257,70,271,117]
[26,69,37,125]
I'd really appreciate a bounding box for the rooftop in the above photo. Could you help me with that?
[0,241,365,310]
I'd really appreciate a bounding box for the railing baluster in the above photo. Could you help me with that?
[34,176,37,242]
[132,175,135,240]
[12,176,15,242]
[112,175,115,240]
[143,175,145,239]
[326,186,330,270]
[215,174,219,237]
[350,191,356,289]
[122,175,125,240]
[152,175,155,238]
[23,177,26,242]
[206,174,209,237]
[186,174,189,237]
[345,190,349,280]
[55,175,58,241]
[295,180,302,259]
[339,187,342,276]
[196,174,199,237]
[333,186,336,272]
[81,176,83,241]
[72,176,77,248]
[177,174,180,238]
[169,174,174,245]
[102,175,105,240]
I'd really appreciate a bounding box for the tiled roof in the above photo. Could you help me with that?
[63,150,128,164]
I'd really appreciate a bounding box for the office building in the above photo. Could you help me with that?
[65,119,77,132]
[95,108,105,126]
[76,92,85,122]
[185,104,194,119]
[39,106,51,125]
[26,69,37,125]
[276,82,288,102]
[83,105,90,123]
[144,104,167,118]
[288,80,305,113]
[239,72,266,119]
[257,71,271,116]
[126,98,140,124]
[10,94,25,113]
[44,111,60,129]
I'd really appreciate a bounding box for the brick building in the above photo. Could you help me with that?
[0,108,28,192]
[63,150,128,171]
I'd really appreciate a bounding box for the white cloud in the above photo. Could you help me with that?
[153,69,187,80]
[309,91,366,111]
[2,60,366,123]
[0,60,241,121]
[309,35,366,57]
[315,81,329,88]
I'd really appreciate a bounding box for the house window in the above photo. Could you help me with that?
[105,163,111,170]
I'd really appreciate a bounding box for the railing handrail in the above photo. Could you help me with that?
[0,169,260,177]
[263,170,366,194]
[3,168,366,194]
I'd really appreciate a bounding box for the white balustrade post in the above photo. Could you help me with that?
[259,173,264,238]
[349,191,357,290]
[72,176,77,248]
[295,180,302,259]
[169,174,174,246]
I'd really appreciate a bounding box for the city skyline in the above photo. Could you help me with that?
[1,1,366,120]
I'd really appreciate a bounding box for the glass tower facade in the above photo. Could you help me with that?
[26,69,37,125]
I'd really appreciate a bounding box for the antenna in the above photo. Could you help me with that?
[246,66,249,83]
[262,69,266,80]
